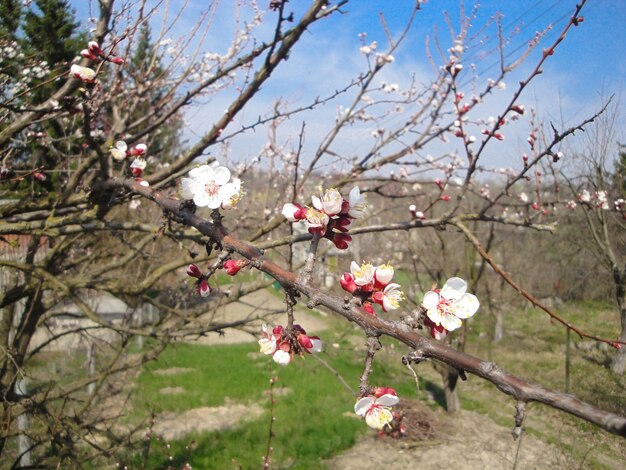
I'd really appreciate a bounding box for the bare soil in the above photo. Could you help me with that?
[328,403,575,470]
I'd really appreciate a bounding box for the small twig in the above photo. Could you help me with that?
[311,355,355,395]
[512,401,527,470]
[300,232,320,285]
[262,362,277,470]
[358,335,381,395]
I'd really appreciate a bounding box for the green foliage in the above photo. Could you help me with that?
[614,143,626,197]
[123,23,184,160]
[0,0,21,38]
[22,0,83,69]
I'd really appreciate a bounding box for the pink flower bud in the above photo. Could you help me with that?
[298,334,313,350]
[334,216,352,233]
[34,172,46,181]
[371,291,384,306]
[373,387,397,398]
[132,167,143,178]
[281,202,307,222]
[186,264,202,278]
[88,41,103,56]
[363,302,376,316]
[110,56,125,65]
[511,104,525,115]
[332,233,352,250]
[440,195,451,202]
[80,49,98,60]
[129,144,147,156]
[224,259,247,276]
[435,178,444,190]
[196,278,211,297]
[272,325,284,338]
[340,272,358,293]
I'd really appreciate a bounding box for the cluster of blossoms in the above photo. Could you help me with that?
[282,187,366,250]
[340,261,404,316]
[258,324,322,366]
[354,387,399,430]
[70,41,124,83]
[421,277,479,340]
[186,263,211,297]
[578,189,611,210]
[182,162,242,210]
[109,141,149,183]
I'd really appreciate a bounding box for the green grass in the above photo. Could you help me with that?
[128,338,371,468]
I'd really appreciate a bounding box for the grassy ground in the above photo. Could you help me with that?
[455,300,626,468]
[120,297,625,469]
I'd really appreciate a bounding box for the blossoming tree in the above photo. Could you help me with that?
[0,0,625,466]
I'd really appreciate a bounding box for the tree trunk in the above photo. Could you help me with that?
[610,268,626,374]
[494,308,504,343]
[434,361,461,413]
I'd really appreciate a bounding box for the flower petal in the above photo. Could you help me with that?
[181,178,195,199]
[365,407,393,430]
[354,396,375,416]
[441,277,467,301]
[309,338,323,353]
[426,307,442,326]
[213,166,231,185]
[440,311,462,331]
[311,195,323,211]
[422,291,439,310]
[454,293,480,319]
[376,394,399,407]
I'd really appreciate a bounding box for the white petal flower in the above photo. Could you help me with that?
[348,187,367,218]
[374,264,394,286]
[309,338,323,353]
[130,158,147,170]
[312,188,343,216]
[272,349,291,366]
[110,141,127,161]
[70,64,96,82]
[181,163,241,209]
[304,208,329,234]
[422,277,479,332]
[380,283,404,311]
[354,393,399,430]
[258,337,277,355]
[350,261,375,288]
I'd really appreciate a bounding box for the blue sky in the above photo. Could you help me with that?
[69,0,625,169]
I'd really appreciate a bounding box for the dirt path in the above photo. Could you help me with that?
[328,408,574,470]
